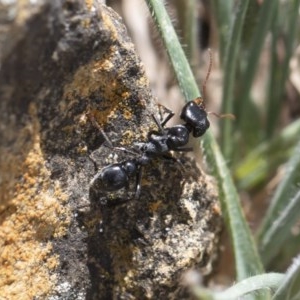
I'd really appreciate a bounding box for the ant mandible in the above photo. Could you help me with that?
[89,51,214,200]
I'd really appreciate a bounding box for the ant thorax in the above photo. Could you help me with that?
[134,133,170,157]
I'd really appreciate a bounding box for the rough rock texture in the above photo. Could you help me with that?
[0,0,222,299]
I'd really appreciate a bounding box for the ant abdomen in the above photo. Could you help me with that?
[90,161,137,192]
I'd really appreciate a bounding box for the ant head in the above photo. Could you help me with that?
[180,101,210,138]
[180,48,213,138]
[180,49,236,137]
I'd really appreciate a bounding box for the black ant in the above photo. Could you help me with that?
[89,98,210,200]
[89,50,230,201]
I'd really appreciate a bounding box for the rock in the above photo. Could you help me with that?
[0,0,222,299]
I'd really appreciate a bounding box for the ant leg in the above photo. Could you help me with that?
[151,114,165,133]
[88,154,98,172]
[89,111,141,157]
[114,146,140,156]
[151,104,175,133]
[172,147,193,152]
[134,165,143,199]
[161,154,185,172]
[151,109,175,134]
[157,104,175,127]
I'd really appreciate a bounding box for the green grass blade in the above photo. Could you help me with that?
[265,5,280,140]
[212,273,283,300]
[192,273,283,300]
[202,134,264,282]
[257,140,300,266]
[272,255,300,300]
[270,234,300,272]
[174,0,198,64]
[266,0,300,139]
[220,0,250,159]
[145,0,199,101]
[211,0,234,64]
[238,0,278,146]
[234,119,300,190]
[145,0,265,283]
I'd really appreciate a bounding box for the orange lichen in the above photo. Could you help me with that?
[119,130,144,146]
[148,201,163,212]
[101,8,119,41]
[0,104,70,299]
[122,109,133,120]
[85,0,93,11]
[137,75,150,87]
[93,57,115,73]
[121,91,130,99]
[212,203,222,216]
[62,53,129,127]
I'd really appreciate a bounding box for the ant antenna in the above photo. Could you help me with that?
[88,110,114,148]
[194,49,212,107]
[197,50,235,120]
[88,108,141,156]
[201,48,213,102]
[208,111,236,120]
